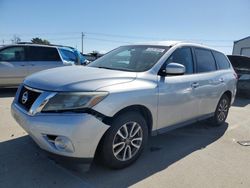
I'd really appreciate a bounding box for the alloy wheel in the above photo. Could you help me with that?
[217,98,229,122]
[112,121,143,161]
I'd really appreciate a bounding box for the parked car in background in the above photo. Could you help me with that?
[12,41,237,169]
[227,55,250,97]
[0,43,80,87]
[80,52,103,65]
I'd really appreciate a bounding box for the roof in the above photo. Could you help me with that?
[4,43,58,48]
[234,36,250,44]
[17,42,76,49]
[1,43,77,51]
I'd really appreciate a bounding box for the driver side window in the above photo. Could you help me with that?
[166,47,194,74]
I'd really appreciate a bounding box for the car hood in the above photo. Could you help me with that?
[24,66,137,91]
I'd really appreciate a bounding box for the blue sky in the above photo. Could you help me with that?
[0,0,250,54]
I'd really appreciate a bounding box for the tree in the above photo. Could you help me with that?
[11,35,21,44]
[31,37,50,45]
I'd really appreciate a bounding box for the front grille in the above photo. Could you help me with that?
[18,86,41,111]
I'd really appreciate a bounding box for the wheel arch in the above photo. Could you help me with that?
[94,104,153,162]
[110,105,153,134]
[222,90,232,104]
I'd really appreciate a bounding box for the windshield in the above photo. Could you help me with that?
[88,45,169,72]
[59,48,78,64]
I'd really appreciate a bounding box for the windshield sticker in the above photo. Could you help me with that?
[145,48,165,53]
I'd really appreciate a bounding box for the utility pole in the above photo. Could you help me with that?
[81,32,84,53]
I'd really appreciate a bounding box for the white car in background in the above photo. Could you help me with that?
[0,43,80,87]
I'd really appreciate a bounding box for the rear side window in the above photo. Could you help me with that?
[166,47,194,74]
[212,51,230,70]
[195,48,217,73]
[28,46,61,61]
[0,47,25,61]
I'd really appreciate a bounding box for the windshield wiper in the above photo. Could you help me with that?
[96,66,114,70]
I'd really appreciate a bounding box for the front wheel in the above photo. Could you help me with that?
[100,112,148,169]
[210,94,230,126]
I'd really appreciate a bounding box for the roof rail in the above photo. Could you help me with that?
[17,42,35,45]
[16,42,75,49]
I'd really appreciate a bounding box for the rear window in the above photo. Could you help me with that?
[195,48,217,73]
[213,51,230,70]
[28,46,61,61]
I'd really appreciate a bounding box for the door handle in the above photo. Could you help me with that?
[191,82,199,88]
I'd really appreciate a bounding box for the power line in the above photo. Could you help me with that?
[0,31,237,42]
[0,32,234,49]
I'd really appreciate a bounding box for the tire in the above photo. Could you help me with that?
[100,111,148,169]
[210,94,230,126]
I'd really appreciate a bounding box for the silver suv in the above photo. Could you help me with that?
[0,44,80,87]
[11,41,237,169]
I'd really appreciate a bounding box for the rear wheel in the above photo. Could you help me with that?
[100,112,148,169]
[210,94,230,126]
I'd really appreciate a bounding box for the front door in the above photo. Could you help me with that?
[157,47,199,130]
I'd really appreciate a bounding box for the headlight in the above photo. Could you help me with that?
[42,92,108,112]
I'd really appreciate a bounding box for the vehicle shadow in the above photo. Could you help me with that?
[0,88,17,98]
[0,136,90,188]
[0,121,228,188]
[63,121,228,188]
[232,97,250,107]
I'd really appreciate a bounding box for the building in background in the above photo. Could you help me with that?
[233,36,250,57]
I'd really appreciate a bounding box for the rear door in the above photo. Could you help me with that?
[192,48,225,116]
[27,46,63,75]
[0,46,28,86]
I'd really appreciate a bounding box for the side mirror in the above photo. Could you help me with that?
[165,62,185,75]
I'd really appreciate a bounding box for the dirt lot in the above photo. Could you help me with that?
[1,88,250,188]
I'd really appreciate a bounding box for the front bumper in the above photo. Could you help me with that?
[11,103,109,160]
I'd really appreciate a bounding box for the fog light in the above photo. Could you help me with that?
[54,136,74,153]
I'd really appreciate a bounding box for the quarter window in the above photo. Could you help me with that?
[0,47,25,61]
[195,48,217,73]
[166,47,194,74]
[28,46,61,61]
[212,51,230,70]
